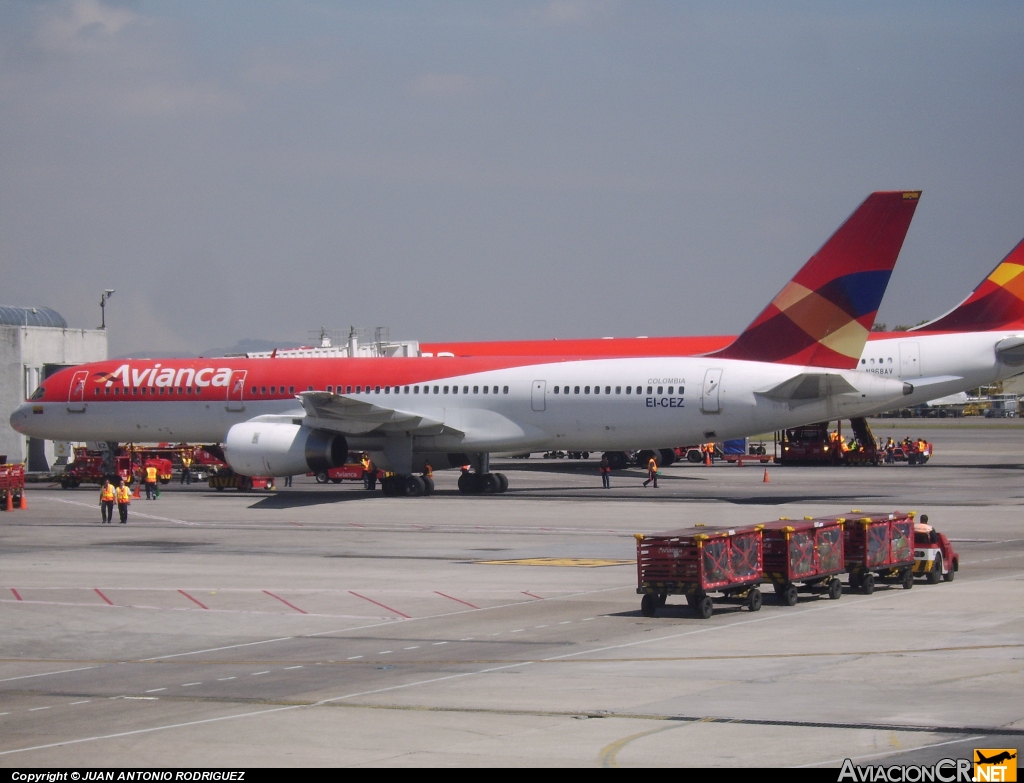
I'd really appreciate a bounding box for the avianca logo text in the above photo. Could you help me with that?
[98,364,235,389]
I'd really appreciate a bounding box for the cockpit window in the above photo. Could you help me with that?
[30,386,46,400]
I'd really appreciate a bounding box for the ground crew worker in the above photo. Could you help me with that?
[642,455,658,488]
[599,455,611,488]
[144,463,158,500]
[423,461,433,480]
[361,454,372,489]
[180,453,193,484]
[365,458,378,491]
[99,479,115,524]
[116,481,131,524]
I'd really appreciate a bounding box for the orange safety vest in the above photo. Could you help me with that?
[100,484,115,502]
[117,485,131,504]
[647,458,658,473]
[424,464,433,478]
[145,466,158,482]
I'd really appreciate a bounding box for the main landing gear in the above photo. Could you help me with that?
[380,475,435,497]
[457,472,509,495]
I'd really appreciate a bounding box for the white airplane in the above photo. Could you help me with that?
[11,191,923,496]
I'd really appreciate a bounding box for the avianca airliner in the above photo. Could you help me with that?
[423,236,1024,418]
[11,191,921,496]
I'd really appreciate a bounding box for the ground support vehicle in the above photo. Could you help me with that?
[719,439,772,466]
[60,447,133,488]
[208,467,274,491]
[761,517,845,604]
[913,524,959,584]
[310,463,366,484]
[636,525,764,619]
[777,418,879,466]
[1,461,25,510]
[843,512,916,594]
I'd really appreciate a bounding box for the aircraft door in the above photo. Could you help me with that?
[701,369,722,413]
[899,342,921,378]
[67,370,88,412]
[531,380,546,412]
[226,370,247,411]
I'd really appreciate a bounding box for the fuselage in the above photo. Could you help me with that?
[12,355,909,456]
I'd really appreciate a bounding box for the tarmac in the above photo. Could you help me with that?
[1,422,1022,767]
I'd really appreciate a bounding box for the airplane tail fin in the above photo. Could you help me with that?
[912,237,1024,331]
[710,191,921,369]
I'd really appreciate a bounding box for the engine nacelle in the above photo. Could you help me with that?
[224,421,348,477]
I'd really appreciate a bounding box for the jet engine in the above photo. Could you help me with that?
[224,421,348,477]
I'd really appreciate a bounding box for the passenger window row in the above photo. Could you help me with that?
[551,385,684,395]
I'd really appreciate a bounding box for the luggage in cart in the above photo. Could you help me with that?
[1,460,26,510]
[761,517,845,605]
[843,511,916,594]
[635,525,764,619]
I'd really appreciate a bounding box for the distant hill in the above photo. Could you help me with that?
[113,338,304,360]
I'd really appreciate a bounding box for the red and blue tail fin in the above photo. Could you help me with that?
[912,237,1024,331]
[710,191,921,369]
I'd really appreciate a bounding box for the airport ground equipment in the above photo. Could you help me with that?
[636,525,764,619]
[844,511,916,593]
[761,517,845,604]
[719,438,772,466]
[208,467,274,491]
[310,463,365,484]
[776,418,880,466]
[60,446,133,488]
[913,524,959,583]
[1,460,25,510]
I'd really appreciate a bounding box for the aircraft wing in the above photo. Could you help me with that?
[295,391,452,435]
[756,373,859,402]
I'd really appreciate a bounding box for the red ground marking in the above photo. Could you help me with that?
[540,527,552,531]
[434,591,479,609]
[348,591,411,619]
[262,590,307,614]
[178,590,209,610]
[411,524,426,529]
[10,588,22,601]
[289,521,303,527]
[94,588,114,606]
[349,522,365,528]
[522,591,543,600]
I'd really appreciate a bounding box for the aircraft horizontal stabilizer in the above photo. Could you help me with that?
[756,373,858,402]
[297,391,449,434]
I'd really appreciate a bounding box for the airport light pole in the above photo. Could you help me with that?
[100,289,115,329]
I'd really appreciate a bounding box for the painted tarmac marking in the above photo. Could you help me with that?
[28,707,51,712]
[178,590,209,610]
[10,588,22,601]
[510,629,524,633]
[262,590,307,614]
[348,591,411,619]
[39,496,198,526]
[284,666,303,670]
[69,701,90,705]
[216,677,236,681]
[0,713,9,716]
[348,522,365,528]
[797,735,987,768]
[182,683,201,687]
[251,671,269,676]
[558,621,572,625]
[144,688,166,693]
[522,591,543,600]
[93,588,114,606]
[434,591,480,609]
[534,625,547,629]
[378,651,393,655]
[403,647,419,650]
[459,638,474,641]
[433,642,448,646]
[347,656,363,660]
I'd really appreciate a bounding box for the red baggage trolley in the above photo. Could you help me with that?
[761,517,845,605]
[843,511,916,593]
[635,524,764,619]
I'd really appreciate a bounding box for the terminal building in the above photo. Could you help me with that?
[0,306,107,470]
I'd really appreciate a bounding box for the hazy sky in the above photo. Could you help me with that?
[2,1,1023,356]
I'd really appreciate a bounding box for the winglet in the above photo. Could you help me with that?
[710,191,921,369]
[912,236,1024,331]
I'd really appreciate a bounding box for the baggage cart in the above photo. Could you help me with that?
[761,517,845,605]
[635,524,764,619]
[843,511,916,593]
[1,461,26,510]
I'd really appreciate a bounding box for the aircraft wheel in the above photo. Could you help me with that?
[422,477,435,495]
[828,577,842,600]
[483,473,501,494]
[747,588,762,612]
[640,594,656,617]
[457,472,477,494]
[605,452,628,470]
[404,476,426,497]
[927,554,942,585]
[582,452,590,460]
[494,473,509,493]
[315,472,329,484]
[695,596,714,619]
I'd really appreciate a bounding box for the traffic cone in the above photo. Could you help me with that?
[763,468,770,483]
[4,491,12,512]
[704,452,712,466]
[132,482,141,499]
[18,493,27,510]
